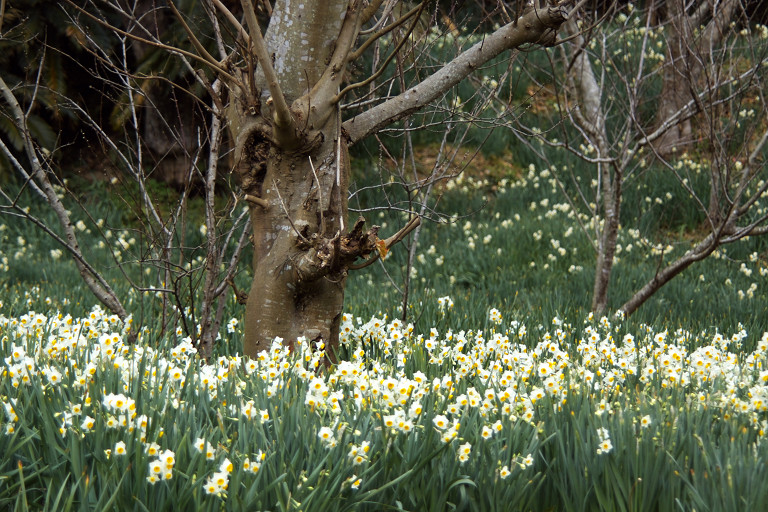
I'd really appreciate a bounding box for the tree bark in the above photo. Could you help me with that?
[228,0,371,358]
[259,0,350,102]
[241,117,354,357]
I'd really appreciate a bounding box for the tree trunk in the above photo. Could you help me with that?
[241,121,351,357]
[591,171,621,314]
[229,0,357,358]
[654,0,695,156]
[564,18,620,314]
[259,0,349,102]
[654,0,740,157]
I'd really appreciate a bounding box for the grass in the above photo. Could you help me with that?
[345,156,768,338]
[1,297,767,510]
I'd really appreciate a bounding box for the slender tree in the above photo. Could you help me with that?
[538,1,768,316]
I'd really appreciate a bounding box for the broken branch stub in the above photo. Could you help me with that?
[294,216,380,283]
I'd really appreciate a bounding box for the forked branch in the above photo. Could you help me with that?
[335,2,426,102]
[212,0,249,43]
[348,3,424,62]
[349,216,421,270]
[167,1,222,71]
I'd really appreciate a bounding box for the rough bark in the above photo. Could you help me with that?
[240,116,358,356]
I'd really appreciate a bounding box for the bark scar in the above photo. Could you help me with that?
[235,119,272,198]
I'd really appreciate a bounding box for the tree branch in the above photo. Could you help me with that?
[211,0,249,43]
[348,3,423,62]
[618,240,716,317]
[0,74,128,320]
[360,0,389,28]
[239,0,294,133]
[64,0,242,87]
[335,2,424,102]
[167,1,223,71]
[343,3,571,145]
[348,215,421,270]
[302,0,365,117]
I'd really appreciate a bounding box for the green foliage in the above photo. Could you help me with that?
[347,149,768,336]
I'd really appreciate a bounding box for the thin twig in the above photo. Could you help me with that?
[308,156,325,232]
[272,179,309,243]
[64,0,241,86]
[335,2,425,102]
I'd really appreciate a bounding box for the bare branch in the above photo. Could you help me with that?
[244,194,269,208]
[0,137,46,200]
[64,0,242,87]
[213,210,252,298]
[304,0,365,112]
[619,235,719,317]
[360,0,389,29]
[348,3,423,62]
[167,1,224,72]
[239,0,294,133]
[198,98,225,354]
[212,0,249,43]
[0,74,127,319]
[344,3,571,145]
[0,0,6,34]
[335,2,425,102]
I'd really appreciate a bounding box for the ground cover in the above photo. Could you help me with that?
[1,300,767,510]
[2,149,768,509]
